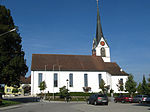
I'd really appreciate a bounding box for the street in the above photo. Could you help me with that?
[1,101,150,112]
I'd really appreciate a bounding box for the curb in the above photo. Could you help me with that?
[42,100,86,104]
[0,104,22,111]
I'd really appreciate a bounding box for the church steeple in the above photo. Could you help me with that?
[92,0,111,62]
[96,0,103,45]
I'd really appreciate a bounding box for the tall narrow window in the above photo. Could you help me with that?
[54,73,58,87]
[120,78,123,84]
[69,73,73,87]
[98,74,102,86]
[38,73,43,86]
[101,47,106,57]
[84,74,88,87]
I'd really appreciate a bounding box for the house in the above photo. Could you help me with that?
[4,76,31,96]
[31,2,128,95]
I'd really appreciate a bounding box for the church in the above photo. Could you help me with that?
[31,2,128,95]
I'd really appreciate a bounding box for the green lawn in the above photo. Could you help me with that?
[0,100,20,107]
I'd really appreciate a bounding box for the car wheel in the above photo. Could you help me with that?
[114,100,117,103]
[94,101,97,105]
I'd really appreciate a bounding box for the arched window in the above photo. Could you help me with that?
[101,47,106,57]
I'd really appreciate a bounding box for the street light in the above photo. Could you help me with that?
[66,79,69,90]
[0,28,16,37]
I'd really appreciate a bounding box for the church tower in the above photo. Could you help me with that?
[92,0,111,62]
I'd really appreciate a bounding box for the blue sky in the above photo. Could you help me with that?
[1,0,150,83]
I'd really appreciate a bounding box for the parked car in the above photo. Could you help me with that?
[146,96,150,103]
[87,94,108,105]
[132,95,148,103]
[114,95,133,103]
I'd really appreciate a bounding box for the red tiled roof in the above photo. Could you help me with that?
[31,54,128,76]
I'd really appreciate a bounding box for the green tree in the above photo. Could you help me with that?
[38,81,47,100]
[59,86,69,98]
[12,88,19,94]
[99,79,106,93]
[0,5,28,87]
[147,74,150,94]
[141,75,149,94]
[125,74,137,96]
[137,82,142,94]
[39,81,47,92]
[117,79,124,92]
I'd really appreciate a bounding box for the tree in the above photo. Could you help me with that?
[137,82,142,94]
[125,74,137,96]
[12,88,19,94]
[141,75,149,94]
[117,79,124,92]
[99,79,106,93]
[59,86,69,99]
[39,81,47,92]
[147,74,150,94]
[0,5,28,87]
[83,87,91,93]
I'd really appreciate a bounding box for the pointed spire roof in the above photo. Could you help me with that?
[96,0,104,45]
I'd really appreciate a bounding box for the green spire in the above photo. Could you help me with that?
[96,0,104,45]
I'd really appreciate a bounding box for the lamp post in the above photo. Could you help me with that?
[66,79,69,90]
[0,28,16,37]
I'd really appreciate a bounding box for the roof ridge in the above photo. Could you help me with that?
[32,54,101,57]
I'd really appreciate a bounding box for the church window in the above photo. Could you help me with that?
[54,73,58,87]
[69,73,73,87]
[101,47,106,57]
[120,78,123,84]
[38,73,43,86]
[84,74,88,87]
[98,74,102,86]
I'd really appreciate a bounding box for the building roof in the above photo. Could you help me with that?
[31,54,105,71]
[104,62,128,76]
[31,54,128,76]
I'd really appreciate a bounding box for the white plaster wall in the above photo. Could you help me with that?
[31,71,112,95]
[111,76,128,93]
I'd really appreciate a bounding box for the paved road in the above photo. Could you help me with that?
[1,102,150,112]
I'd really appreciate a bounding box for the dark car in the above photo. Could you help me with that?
[132,95,148,103]
[114,95,133,103]
[87,94,108,105]
[146,96,150,103]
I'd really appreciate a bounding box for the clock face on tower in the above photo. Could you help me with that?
[100,41,105,46]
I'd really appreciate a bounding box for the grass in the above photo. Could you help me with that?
[0,100,21,107]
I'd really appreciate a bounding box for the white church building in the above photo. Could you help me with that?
[31,2,128,95]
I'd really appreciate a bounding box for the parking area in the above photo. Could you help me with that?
[1,101,150,112]
[71,102,150,112]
